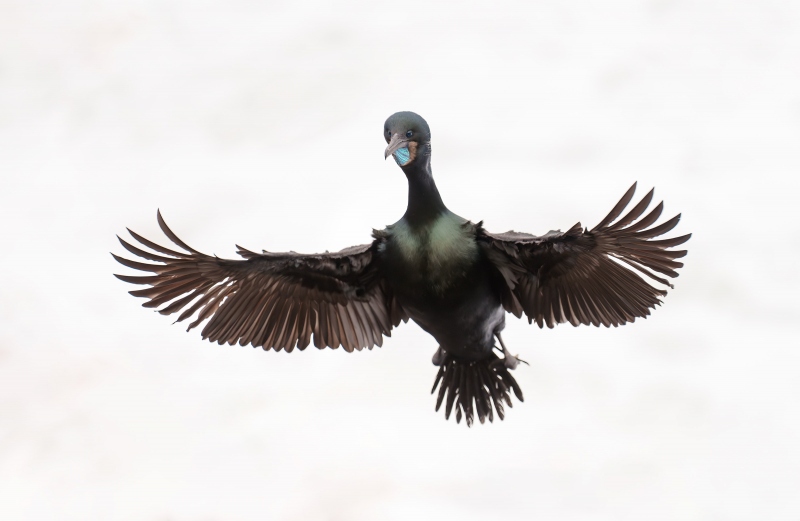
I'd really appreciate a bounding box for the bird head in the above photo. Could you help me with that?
[384,112,431,168]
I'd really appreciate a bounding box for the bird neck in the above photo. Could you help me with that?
[402,152,447,226]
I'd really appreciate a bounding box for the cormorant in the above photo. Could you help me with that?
[113,111,690,426]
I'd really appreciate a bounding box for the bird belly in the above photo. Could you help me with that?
[383,251,505,360]
[380,214,504,360]
[404,292,505,361]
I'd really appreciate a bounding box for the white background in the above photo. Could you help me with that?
[2,1,799,519]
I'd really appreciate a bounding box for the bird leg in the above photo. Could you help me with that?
[494,332,528,370]
[432,346,447,366]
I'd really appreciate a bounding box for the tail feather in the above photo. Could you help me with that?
[431,352,524,426]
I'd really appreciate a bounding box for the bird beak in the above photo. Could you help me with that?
[384,133,408,160]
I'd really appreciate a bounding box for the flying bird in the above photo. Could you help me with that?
[113,111,690,426]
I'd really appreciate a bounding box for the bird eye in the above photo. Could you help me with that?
[406,130,413,138]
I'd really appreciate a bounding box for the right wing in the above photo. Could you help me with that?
[479,183,690,328]
[113,212,406,352]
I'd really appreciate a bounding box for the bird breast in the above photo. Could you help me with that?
[384,213,480,293]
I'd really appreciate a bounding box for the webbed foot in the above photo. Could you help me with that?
[494,332,529,370]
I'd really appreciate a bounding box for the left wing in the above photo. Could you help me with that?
[478,183,690,328]
[113,211,406,352]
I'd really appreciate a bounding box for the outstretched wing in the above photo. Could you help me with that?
[113,212,406,352]
[479,183,690,328]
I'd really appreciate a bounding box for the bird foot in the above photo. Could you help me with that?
[432,346,447,366]
[490,353,528,371]
[493,332,529,370]
[503,354,529,370]
[504,353,519,370]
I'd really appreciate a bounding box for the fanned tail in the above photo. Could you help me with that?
[431,352,524,426]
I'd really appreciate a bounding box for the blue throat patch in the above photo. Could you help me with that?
[393,147,411,166]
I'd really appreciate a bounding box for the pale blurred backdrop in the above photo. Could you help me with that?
[1,1,799,520]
